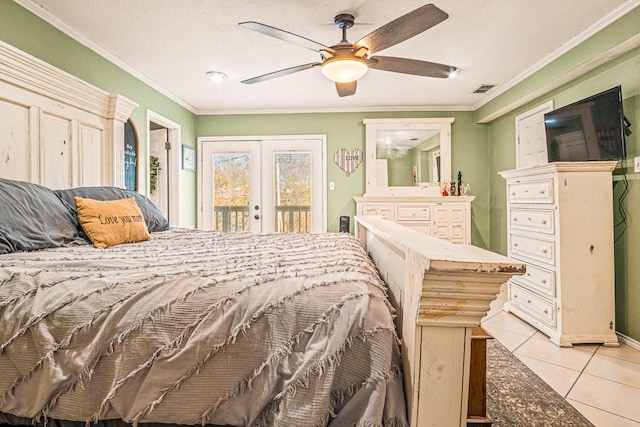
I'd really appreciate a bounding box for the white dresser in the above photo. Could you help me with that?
[499,162,618,347]
[354,196,474,244]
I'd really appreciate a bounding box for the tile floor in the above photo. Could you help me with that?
[482,300,640,427]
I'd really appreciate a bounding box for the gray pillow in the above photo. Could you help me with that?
[55,186,169,235]
[0,178,80,254]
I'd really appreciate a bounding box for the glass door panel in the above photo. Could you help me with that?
[201,141,261,232]
[212,153,250,231]
[273,152,311,233]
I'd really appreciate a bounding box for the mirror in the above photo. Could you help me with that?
[364,118,454,196]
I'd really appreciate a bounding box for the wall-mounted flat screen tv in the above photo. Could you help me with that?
[544,86,627,162]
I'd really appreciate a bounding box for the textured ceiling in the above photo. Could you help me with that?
[18,0,635,114]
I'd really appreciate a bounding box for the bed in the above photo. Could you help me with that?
[0,180,407,425]
[0,39,525,426]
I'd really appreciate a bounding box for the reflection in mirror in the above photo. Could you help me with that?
[420,148,441,182]
[376,129,441,186]
[364,118,454,196]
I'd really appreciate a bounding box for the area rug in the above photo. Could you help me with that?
[486,339,594,426]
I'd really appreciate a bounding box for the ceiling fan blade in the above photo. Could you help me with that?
[239,21,328,52]
[356,4,449,54]
[369,56,457,78]
[336,81,357,97]
[241,63,321,84]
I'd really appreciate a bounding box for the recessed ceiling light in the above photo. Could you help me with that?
[206,71,228,83]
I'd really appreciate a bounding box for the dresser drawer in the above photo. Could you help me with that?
[510,234,555,266]
[508,179,554,204]
[397,205,431,221]
[511,262,555,297]
[510,208,555,234]
[360,204,395,221]
[509,281,556,327]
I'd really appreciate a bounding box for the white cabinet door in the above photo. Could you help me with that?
[432,204,467,244]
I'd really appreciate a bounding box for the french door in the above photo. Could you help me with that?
[199,137,325,233]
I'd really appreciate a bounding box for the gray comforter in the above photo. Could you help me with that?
[0,229,407,426]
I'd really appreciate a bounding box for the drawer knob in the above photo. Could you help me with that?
[541,248,548,254]
[540,190,546,194]
[543,309,549,314]
[513,217,518,221]
[541,279,547,284]
[528,217,532,221]
[542,220,548,225]
[511,192,516,196]
[513,243,518,247]
[527,299,532,304]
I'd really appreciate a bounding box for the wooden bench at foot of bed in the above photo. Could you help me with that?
[355,215,525,427]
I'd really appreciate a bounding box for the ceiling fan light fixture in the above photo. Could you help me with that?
[321,57,368,83]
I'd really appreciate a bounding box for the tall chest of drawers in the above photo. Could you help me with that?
[499,162,618,347]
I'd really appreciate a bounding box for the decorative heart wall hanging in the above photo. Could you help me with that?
[334,148,362,177]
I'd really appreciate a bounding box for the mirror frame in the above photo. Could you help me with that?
[363,117,454,196]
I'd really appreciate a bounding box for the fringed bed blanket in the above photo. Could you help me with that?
[0,229,407,426]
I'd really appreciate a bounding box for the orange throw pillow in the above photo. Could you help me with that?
[75,196,150,248]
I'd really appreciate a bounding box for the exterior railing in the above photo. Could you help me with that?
[213,206,250,232]
[213,205,311,233]
[275,205,311,233]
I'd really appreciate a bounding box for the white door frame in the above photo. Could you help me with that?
[146,110,181,226]
[197,135,327,232]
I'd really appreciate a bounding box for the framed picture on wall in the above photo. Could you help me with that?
[182,145,196,172]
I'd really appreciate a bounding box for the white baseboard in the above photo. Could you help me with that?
[616,332,640,351]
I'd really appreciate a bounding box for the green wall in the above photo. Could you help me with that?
[0,1,197,226]
[196,112,489,242]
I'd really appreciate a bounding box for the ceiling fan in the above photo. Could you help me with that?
[239,3,458,97]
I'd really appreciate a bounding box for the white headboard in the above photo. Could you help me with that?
[0,40,137,189]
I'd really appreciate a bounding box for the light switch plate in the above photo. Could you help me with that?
[635,156,640,173]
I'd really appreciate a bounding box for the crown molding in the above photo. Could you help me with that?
[0,39,137,120]
[14,0,197,114]
[474,0,640,112]
[194,104,474,116]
